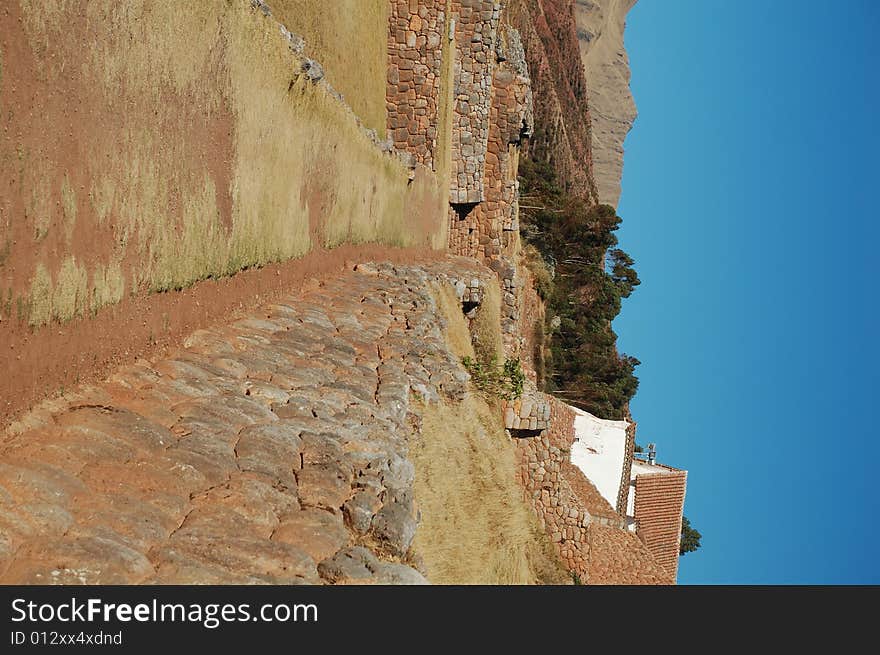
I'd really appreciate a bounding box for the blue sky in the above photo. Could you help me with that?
[614,0,879,584]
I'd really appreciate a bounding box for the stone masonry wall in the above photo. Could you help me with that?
[384,2,672,583]
[386,0,449,168]
[514,395,672,584]
[482,27,534,237]
[447,18,534,355]
[448,0,501,205]
[504,393,550,432]
[446,22,533,263]
[387,1,534,358]
[514,397,609,578]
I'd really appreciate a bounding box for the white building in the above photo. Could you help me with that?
[568,406,688,581]
[568,407,630,511]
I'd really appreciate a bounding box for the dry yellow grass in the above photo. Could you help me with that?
[270,0,389,138]
[472,277,505,366]
[25,171,52,242]
[88,176,115,226]
[15,0,449,326]
[26,255,92,325]
[27,263,52,327]
[410,282,568,584]
[432,283,476,360]
[90,260,125,315]
[412,397,569,584]
[60,172,76,243]
[432,0,457,186]
[51,256,88,322]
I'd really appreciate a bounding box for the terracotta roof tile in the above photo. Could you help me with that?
[633,470,687,580]
[586,524,673,585]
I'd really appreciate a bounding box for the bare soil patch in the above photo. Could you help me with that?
[0,244,444,430]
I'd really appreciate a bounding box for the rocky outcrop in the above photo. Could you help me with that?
[574,0,638,207]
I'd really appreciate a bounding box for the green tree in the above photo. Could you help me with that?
[607,248,641,298]
[680,516,702,556]
[517,157,641,420]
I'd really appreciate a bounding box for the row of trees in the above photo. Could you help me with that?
[518,157,640,420]
[520,160,704,557]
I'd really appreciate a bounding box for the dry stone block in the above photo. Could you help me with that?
[272,508,350,563]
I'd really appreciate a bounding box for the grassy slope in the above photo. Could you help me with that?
[3,1,447,327]
[270,0,389,139]
[410,282,569,584]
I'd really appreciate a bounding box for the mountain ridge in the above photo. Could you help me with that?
[574,0,638,207]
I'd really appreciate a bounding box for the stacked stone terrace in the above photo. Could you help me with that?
[504,394,551,433]
[446,20,533,263]
[387,1,533,356]
[448,0,500,206]
[387,0,449,168]
[515,397,672,584]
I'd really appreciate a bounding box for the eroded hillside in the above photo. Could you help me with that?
[508,0,599,202]
[574,0,638,206]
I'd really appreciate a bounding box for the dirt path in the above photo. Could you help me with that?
[0,257,484,584]
[1,245,447,432]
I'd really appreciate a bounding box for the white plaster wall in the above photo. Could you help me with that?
[627,481,635,520]
[569,407,629,510]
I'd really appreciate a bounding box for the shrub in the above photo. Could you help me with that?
[522,242,553,300]
[680,516,702,556]
[462,355,525,401]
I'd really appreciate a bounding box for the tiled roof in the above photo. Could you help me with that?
[586,524,673,585]
[633,470,688,581]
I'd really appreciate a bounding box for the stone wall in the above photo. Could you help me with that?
[445,6,535,356]
[386,0,450,168]
[514,395,672,584]
[514,396,631,579]
[383,2,675,584]
[448,0,501,205]
[515,399,593,577]
[386,1,535,358]
[446,22,533,263]
[504,393,551,432]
